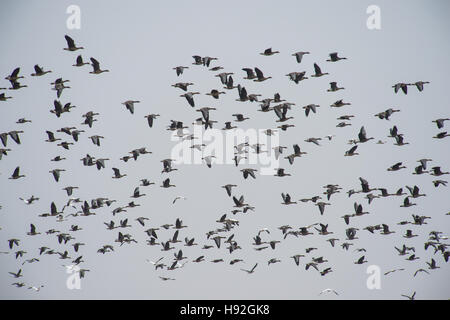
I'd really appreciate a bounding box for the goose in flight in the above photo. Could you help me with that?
[387,162,406,171]
[432,118,449,129]
[223,75,237,89]
[430,166,449,176]
[281,193,296,205]
[380,224,395,235]
[241,263,258,274]
[89,57,109,74]
[9,167,25,179]
[432,179,447,187]
[327,52,347,62]
[311,63,328,77]
[131,187,146,198]
[180,92,200,107]
[426,258,439,270]
[320,268,333,276]
[73,55,90,67]
[260,48,279,56]
[406,185,425,198]
[319,289,339,296]
[27,223,41,236]
[161,159,177,173]
[19,195,40,205]
[31,65,52,76]
[233,195,248,208]
[5,67,24,82]
[331,99,351,108]
[173,66,188,76]
[303,104,320,117]
[392,83,410,95]
[240,168,257,179]
[122,100,140,114]
[215,72,233,85]
[9,269,23,278]
[413,81,430,92]
[326,82,344,93]
[414,269,430,277]
[51,78,70,98]
[315,202,331,215]
[305,137,322,146]
[433,131,450,139]
[359,177,376,193]
[346,228,358,240]
[315,224,333,235]
[191,55,202,65]
[413,165,428,175]
[64,35,83,51]
[89,135,104,146]
[384,268,405,276]
[172,82,193,91]
[345,145,358,156]
[112,168,127,179]
[192,256,204,263]
[292,51,310,63]
[145,114,160,128]
[173,196,187,204]
[202,56,218,67]
[222,184,237,197]
[242,68,257,80]
[49,169,66,182]
[354,256,368,264]
[206,89,226,99]
[7,131,23,145]
[401,292,416,300]
[286,71,308,84]
[274,104,293,122]
[9,81,27,90]
[268,258,281,265]
[0,93,12,101]
[161,178,175,188]
[254,67,272,82]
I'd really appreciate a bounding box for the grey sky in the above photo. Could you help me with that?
[0,0,449,299]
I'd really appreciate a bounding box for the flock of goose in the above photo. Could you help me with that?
[1,34,449,299]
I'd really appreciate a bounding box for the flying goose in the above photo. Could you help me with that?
[260,48,279,56]
[311,63,328,77]
[327,82,344,92]
[413,81,430,92]
[31,65,52,76]
[9,166,25,179]
[89,57,109,74]
[292,51,310,63]
[5,67,24,82]
[73,55,90,67]
[254,67,272,82]
[173,66,188,76]
[281,193,296,205]
[122,100,140,114]
[180,92,200,107]
[327,52,347,62]
[241,263,258,274]
[64,35,84,51]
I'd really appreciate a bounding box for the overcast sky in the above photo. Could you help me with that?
[0,0,449,299]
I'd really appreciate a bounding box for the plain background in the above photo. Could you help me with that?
[0,0,449,299]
